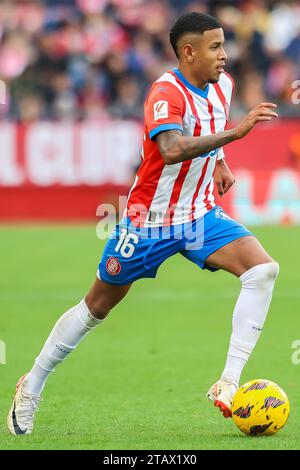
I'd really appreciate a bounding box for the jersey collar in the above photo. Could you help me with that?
[172,68,209,98]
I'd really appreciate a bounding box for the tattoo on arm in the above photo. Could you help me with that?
[156,128,238,165]
[156,130,182,162]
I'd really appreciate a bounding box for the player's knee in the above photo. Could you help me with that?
[267,261,280,281]
[85,299,111,320]
[240,261,279,287]
[259,261,280,283]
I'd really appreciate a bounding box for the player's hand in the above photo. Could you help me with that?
[235,103,278,139]
[215,159,235,197]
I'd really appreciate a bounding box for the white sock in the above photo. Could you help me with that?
[221,262,279,387]
[23,299,103,396]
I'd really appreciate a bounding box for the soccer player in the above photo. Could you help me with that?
[8,12,279,434]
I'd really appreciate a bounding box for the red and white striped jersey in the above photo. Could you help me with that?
[126,68,234,227]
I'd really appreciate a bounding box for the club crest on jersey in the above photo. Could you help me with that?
[106,257,121,276]
[154,100,168,121]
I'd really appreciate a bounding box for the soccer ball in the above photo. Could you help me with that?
[232,379,290,436]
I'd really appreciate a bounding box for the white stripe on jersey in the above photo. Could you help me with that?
[218,73,234,103]
[207,85,227,132]
[174,158,207,213]
[193,157,216,213]
[147,163,183,224]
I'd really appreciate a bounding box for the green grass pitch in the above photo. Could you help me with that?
[0,224,299,450]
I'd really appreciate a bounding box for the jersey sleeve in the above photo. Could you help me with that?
[144,82,186,141]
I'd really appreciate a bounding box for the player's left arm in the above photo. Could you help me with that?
[214,157,235,197]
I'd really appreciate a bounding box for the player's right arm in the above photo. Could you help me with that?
[157,103,278,165]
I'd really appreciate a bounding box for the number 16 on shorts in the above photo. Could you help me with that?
[115,228,139,258]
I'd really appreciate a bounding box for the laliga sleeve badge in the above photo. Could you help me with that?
[106,257,122,276]
[154,100,168,121]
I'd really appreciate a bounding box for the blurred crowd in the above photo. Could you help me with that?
[0,0,299,122]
